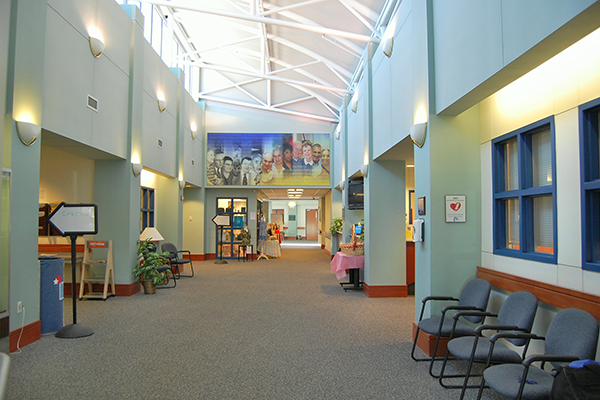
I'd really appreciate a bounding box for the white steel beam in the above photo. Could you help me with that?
[258,0,329,17]
[270,58,344,98]
[139,0,380,43]
[267,34,353,79]
[186,61,350,94]
[199,95,338,122]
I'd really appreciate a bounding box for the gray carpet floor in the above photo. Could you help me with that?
[2,245,506,399]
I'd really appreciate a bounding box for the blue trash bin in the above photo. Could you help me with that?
[39,256,64,334]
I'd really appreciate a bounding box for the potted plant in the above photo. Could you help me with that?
[329,217,343,235]
[134,239,170,294]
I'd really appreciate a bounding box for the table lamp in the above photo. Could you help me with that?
[140,227,164,248]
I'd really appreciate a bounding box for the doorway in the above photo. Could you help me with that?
[305,209,318,241]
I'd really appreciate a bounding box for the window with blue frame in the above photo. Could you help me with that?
[492,116,557,263]
[579,98,600,272]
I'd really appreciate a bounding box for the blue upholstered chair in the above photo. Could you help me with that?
[411,278,492,378]
[439,291,538,399]
[478,308,599,400]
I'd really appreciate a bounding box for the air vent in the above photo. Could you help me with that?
[87,95,98,112]
[157,138,163,148]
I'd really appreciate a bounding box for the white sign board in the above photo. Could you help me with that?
[49,203,98,236]
[445,195,466,223]
[212,214,231,226]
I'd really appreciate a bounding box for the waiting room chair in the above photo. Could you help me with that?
[162,243,194,278]
[478,308,599,400]
[439,291,538,399]
[411,278,492,378]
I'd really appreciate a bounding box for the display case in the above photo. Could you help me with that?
[216,197,248,259]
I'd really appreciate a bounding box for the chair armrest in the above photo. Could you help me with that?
[454,311,497,322]
[421,296,458,304]
[177,250,191,256]
[473,323,521,335]
[523,354,579,367]
[490,331,542,343]
[441,304,481,315]
[417,296,459,322]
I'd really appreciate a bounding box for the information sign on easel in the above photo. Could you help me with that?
[212,214,231,264]
[48,202,98,339]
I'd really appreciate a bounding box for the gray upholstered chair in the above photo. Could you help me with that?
[438,291,538,399]
[162,242,194,278]
[411,278,492,378]
[478,308,599,400]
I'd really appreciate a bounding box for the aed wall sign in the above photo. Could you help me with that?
[445,195,466,223]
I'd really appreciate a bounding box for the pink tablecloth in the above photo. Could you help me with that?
[330,252,364,280]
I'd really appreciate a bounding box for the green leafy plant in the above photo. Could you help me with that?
[329,217,343,234]
[358,219,365,242]
[134,239,170,286]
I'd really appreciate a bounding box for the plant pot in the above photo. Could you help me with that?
[142,279,156,294]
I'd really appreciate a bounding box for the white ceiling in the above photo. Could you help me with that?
[145,0,395,122]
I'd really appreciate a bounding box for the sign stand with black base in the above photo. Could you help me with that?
[48,202,98,339]
[212,214,231,265]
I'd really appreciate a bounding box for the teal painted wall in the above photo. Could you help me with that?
[6,0,47,330]
[94,159,139,284]
[364,160,406,285]
[183,188,205,255]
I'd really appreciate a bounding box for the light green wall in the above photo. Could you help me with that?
[182,187,205,254]
[6,0,47,331]
[364,160,406,285]
[94,159,139,284]
[156,175,181,249]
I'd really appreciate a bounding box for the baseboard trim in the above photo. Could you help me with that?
[10,320,41,353]
[363,283,408,298]
[64,282,140,297]
[412,322,449,357]
[184,254,206,261]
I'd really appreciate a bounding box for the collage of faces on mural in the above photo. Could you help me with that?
[206,133,331,186]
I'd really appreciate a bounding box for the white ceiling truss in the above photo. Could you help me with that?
[141,0,397,122]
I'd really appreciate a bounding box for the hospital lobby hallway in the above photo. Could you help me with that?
[3,246,504,399]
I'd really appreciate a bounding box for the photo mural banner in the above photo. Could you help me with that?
[206,133,331,186]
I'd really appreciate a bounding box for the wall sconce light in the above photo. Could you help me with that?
[16,120,42,146]
[382,36,393,58]
[410,122,427,148]
[132,163,143,177]
[288,201,296,209]
[88,26,105,58]
[191,122,197,140]
[157,92,166,113]
[339,180,345,190]
[179,179,186,190]
[350,93,358,113]
[335,123,341,140]
[89,36,105,58]
[361,164,369,178]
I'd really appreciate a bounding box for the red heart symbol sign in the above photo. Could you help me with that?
[450,202,461,212]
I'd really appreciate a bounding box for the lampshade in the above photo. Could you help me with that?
[89,36,105,58]
[158,99,166,113]
[16,121,41,146]
[132,162,142,177]
[361,164,369,178]
[410,122,427,148]
[140,227,164,242]
[350,94,358,113]
[382,36,393,58]
[191,122,197,139]
[179,180,186,190]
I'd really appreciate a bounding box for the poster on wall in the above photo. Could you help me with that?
[206,133,331,187]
